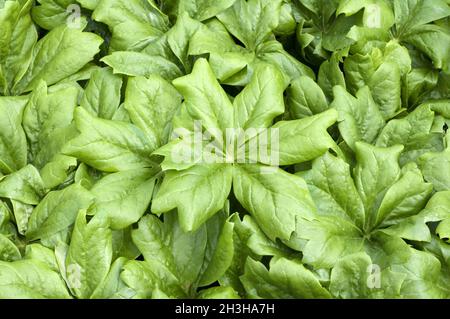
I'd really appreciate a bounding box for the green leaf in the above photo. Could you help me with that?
[382,191,450,242]
[274,2,296,36]
[419,147,450,191]
[237,214,293,258]
[40,154,77,189]
[240,257,331,298]
[295,214,364,268]
[233,64,285,130]
[354,142,403,222]
[23,81,80,168]
[63,107,155,172]
[383,41,412,77]
[374,233,449,298]
[101,52,183,81]
[131,213,207,297]
[166,12,203,70]
[0,234,21,262]
[376,104,444,166]
[343,53,375,93]
[111,228,140,261]
[152,164,233,232]
[302,152,366,229]
[393,0,450,35]
[287,76,328,119]
[77,0,99,10]
[217,0,282,51]
[74,163,102,190]
[0,259,71,298]
[367,61,402,120]
[199,216,234,286]
[343,46,406,120]
[233,164,316,242]
[219,216,259,294]
[346,26,390,55]
[1,0,449,301]
[198,286,240,299]
[293,143,440,270]
[332,86,385,150]
[15,25,102,94]
[428,100,450,118]
[329,252,404,298]
[172,58,234,134]
[24,243,59,271]
[11,199,34,236]
[437,218,450,241]
[40,227,72,248]
[66,210,112,299]
[268,109,338,166]
[167,0,237,21]
[121,259,183,298]
[26,183,94,241]
[318,53,346,102]
[125,75,181,148]
[80,67,123,120]
[218,212,293,295]
[0,165,46,205]
[374,163,433,228]
[31,0,77,30]
[57,63,102,83]
[91,257,133,299]
[404,69,439,106]
[404,25,450,73]
[188,19,253,81]
[92,0,169,51]
[0,96,28,174]
[257,41,315,84]
[299,0,340,22]
[89,168,157,229]
[321,13,360,51]
[337,0,394,29]
[0,0,37,95]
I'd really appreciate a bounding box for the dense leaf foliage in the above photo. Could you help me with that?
[0,0,449,299]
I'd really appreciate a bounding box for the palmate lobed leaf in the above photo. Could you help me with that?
[153,59,336,237]
[294,143,450,297]
[63,107,156,172]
